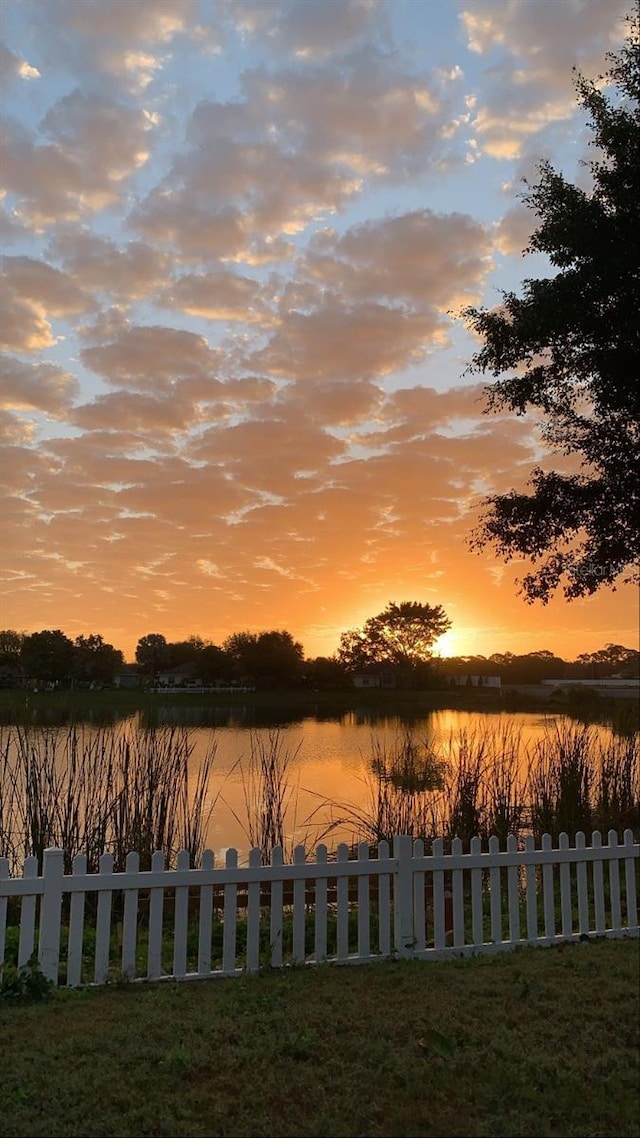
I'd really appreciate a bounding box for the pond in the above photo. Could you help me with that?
[182,708,629,856]
[1,707,636,867]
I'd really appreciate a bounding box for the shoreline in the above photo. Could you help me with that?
[0,682,637,726]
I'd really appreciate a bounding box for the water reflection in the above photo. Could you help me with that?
[1,708,635,865]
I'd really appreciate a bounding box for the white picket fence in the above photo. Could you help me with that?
[1,830,638,987]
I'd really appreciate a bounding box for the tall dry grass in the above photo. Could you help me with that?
[320,718,639,851]
[0,718,637,872]
[329,730,446,846]
[0,724,219,874]
[231,730,304,862]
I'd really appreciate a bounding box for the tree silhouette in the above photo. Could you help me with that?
[338,601,451,671]
[464,16,640,602]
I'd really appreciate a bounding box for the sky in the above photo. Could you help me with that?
[1,0,637,664]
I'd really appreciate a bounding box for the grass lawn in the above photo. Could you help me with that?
[1,939,638,1137]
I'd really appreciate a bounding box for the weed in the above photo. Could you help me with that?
[0,955,52,1004]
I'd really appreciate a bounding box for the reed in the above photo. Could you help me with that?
[321,719,639,850]
[0,724,219,874]
[317,730,446,847]
[528,722,593,842]
[233,730,304,862]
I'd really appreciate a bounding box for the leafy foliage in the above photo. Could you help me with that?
[20,629,75,684]
[135,632,170,676]
[73,634,124,685]
[223,630,304,688]
[338,601,451,672]
[464,17,640,602]
[0,957,52,1005]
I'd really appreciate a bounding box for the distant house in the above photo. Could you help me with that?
[352,666,410,690]
[156,661,203,689]
[454,675,501,688]
[114,667,142,689]
[353,672,386,689]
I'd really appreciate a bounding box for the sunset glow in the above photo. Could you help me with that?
[1,0,637,663]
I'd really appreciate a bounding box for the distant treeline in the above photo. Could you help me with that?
[0,627,638,692]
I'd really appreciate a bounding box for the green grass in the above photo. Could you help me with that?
[1,939,638,1137]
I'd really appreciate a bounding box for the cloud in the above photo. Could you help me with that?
[0,356,79,413]
[0,41,40,85]
[219,0,389,59]
[0,89,153,227]
[0,254,94,351]
[30,0,199,91]
[70,390,202,434]
[248,209,492,384]
[130,50,456,261]
[493,204,534,255]
[251,299,442,382]
[2,255,94,315]
[158,268,273,324]
[80,325,221,390]
[47,231,172,302]
[0,294,54,352]
[303,209,493,308]
[460,0,627,158]
[0,409,36,444]
[188,414,346,497]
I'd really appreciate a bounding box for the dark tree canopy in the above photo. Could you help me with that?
[464,17,640,602]
[135,633,169,676]
[338,601,451,671]
[223,630,304,688]
[74,634,124,684]
[21,629,76,684]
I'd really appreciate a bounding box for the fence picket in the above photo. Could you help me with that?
[314,844,328,963]
[433,839,445,950]
[18,855,39,969]
[293,845,306,965]
[0,856,9,966]
[222,848,238,973]
[270,846,283,968]
[542,834,555,939]
[608,830,622,933]
[173,850,190,979]
[489,836,502,943]
[413,839,426,952]
[394,835,414,956]
[525,835,538,941]
[592,832,605,933]
[377,840,391,956]
[575,832,589,935]
[38,848,64,984]
[246,847,261,973]
[559,833,572,937]
[624,829,638,928]
[66,854,87,986]
[358,842,371,958]
[147,850,165,981]
[336,844,349,961]
[122,851,139,981]
[452,837,465,948]
[197,849,215,975]
[470,836,483,946]
[507,835,520,943]
[94,852,114,985]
